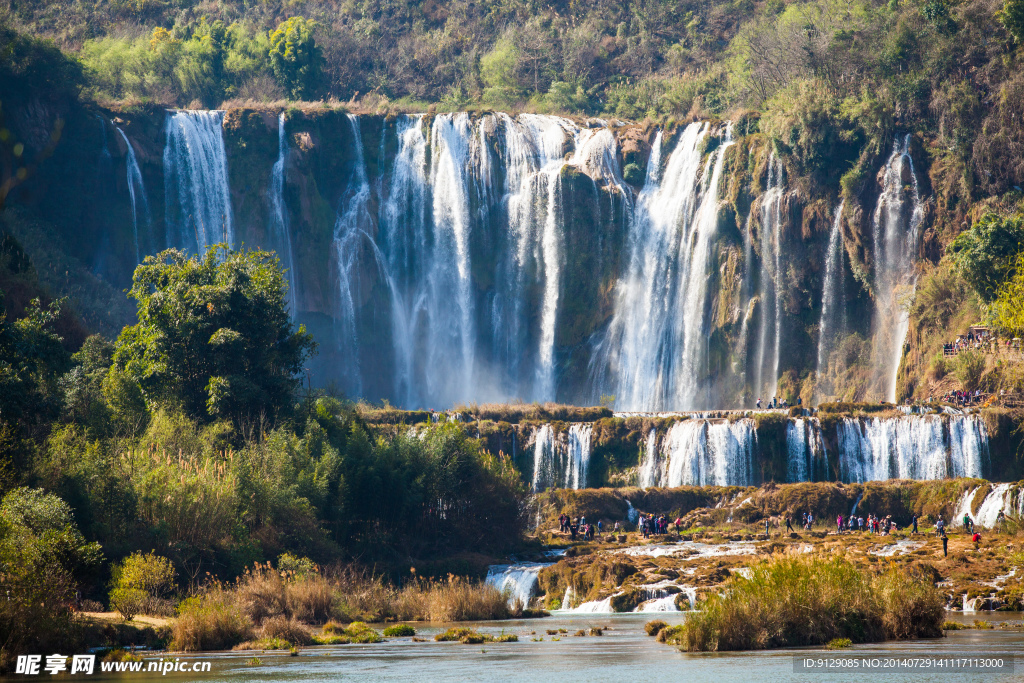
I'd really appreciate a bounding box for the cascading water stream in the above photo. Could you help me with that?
[601,123,734,411]
[332,114,375,397]
[871,135,924,401]
[531,423,594,491]
[816,200,846,398]
[163,110,234,253]
[115,126,151,263]
[268,112,297,313]
[754,153,785,402]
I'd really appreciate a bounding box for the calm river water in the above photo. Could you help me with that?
[89,613,1023,682]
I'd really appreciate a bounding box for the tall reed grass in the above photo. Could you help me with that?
[172,564,520,650]
[672,555,944,651]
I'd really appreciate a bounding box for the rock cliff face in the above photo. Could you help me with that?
[6,105,939,409]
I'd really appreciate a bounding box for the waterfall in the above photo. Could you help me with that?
[786,418,826,483]
[332,114,375,397]
[601,123,735,411]
[639,428,659,487]
[972,483,1021,527]
[163,110,234,253]
[644,418,756,487]
[816,200,846,398]
[268,112,297,313]
[835,414,987,481]
[485,562,551,607]
[429,113,478,403]
[531,423,593,491]
[115,127,151,263]
[96,115,112,169]
[871,135,924,401]
[754,153,785,401]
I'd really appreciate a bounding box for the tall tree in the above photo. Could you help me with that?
[110,245,315,424]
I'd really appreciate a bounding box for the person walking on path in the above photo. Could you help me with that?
[941,530,948,557]
[912,515,918,534]
[785,516,794,533]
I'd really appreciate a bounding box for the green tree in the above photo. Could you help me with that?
[110,245,315,424]
[268,17,320,100]
[110,551,175,620]
[0,294,71,425]
[1001,0,1024,42]
[948,213,1024,303]
[993,251,1024,335]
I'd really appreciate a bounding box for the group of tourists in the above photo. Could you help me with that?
[558,513,601,541]
[939,389,983,406]
[639,513,677,538]
[834,513,898,534]
[756,396,803,409]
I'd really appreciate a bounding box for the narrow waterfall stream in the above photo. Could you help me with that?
[115,126,151,263]
[268,112,297,313]
[816,200,846,399]
[871,135,924,402]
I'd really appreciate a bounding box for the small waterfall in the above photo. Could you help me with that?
[332,114,375,397]
[754,153,785,401]
[851,491,864,516]
[871,135,924,401]
[973,483,1020,527]
[96,115,112,168]
[602,123,735,410]
[786,418,826,483]
[485,562,551,607]
[836,415,987,481]
[652,418,756,487]
[531,423,593,491]
[163,110,234,253]
[639,428,659,488]
[816,200,846,398]
[115,127,151,263]
[268,112,297,312]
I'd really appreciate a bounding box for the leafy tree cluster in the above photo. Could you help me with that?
[0,239,528,664]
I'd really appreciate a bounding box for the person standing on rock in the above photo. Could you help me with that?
[942,529,948,557]
[912,515,918,534]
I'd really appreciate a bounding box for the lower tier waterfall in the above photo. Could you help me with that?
[525,413,994,490]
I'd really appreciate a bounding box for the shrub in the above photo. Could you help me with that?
[344,622,383,643]
[109,551,176,620]
[826,638,852,649]
[260,615,312,645]
[170,593,254,652]
[645,620,668,636]
[942,621,965,630]
[953,351,985,391]
[382,624,416,637]
[672,556,943,651]
[434,627,503,644]
[109,588,147,621]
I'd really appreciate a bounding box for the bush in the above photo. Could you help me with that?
[826,638,852,649]
[942,620,965,630]
[382,624,416,637]
[645,620,668,636]
[672,556,943,651]
[260,615,312,645]
[109,588,147,621]
[170,593,254,652]
[109,551,176,620]
[954,351,985,392]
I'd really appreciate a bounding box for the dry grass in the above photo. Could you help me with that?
[259,615,312,645]
[169,591,253,652]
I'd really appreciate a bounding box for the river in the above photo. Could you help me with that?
[88,613,1022,682]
